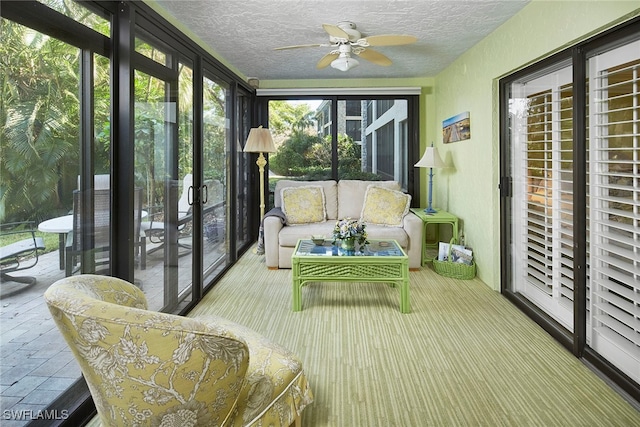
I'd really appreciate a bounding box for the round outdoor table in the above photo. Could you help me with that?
[38,215,73,270]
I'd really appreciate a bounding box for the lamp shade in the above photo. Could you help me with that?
[414,146,445,168]
[243,126,276,153]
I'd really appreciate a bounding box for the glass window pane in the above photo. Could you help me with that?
[342,99,408,185]
[587,40,640,385]
[0,18,87,419]
[507,63,575,331]
[135,37,169,66]
[134,68,188,312]
[36,0,110,36]
[236,92,251,253]
[177,62,194,304]
[267,98,411,189]
[267,99,331,187]
[203,75,230,282]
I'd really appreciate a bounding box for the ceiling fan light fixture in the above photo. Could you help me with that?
[331,55,359,71]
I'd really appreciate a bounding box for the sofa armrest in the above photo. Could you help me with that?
[403,211,424,268]
[264,216,284,268]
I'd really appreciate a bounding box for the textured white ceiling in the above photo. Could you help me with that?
[152,0,530,81]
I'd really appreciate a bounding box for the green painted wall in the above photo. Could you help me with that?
[432,0,639,290]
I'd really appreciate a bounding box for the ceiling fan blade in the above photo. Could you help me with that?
[274,44,325,50]
[316,52,339,69]
[356,48,392,66]
[361,34,417,46]
[322,23,350,40]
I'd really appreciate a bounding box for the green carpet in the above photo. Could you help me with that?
[189,247,640,426]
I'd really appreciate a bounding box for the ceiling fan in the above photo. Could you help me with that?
[274,21,417,72]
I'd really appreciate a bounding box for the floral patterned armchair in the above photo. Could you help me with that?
[44,275,313,426]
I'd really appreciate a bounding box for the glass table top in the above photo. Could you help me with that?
[294,239,405,257]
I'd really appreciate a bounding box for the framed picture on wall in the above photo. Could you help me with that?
[443,112,470,143]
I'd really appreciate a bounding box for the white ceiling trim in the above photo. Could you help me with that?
[256,87,421,97]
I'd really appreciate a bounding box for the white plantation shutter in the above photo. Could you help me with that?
[588,41,640,383]
[511,66,575,331]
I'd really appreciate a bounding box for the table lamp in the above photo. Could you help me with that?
[243,126,276,219]
[414,143,445,214]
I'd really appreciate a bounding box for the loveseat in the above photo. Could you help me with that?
[263,179,423,269]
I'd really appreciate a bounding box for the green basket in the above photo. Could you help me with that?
[432,239,476,280]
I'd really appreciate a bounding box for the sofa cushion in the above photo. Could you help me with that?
[365,224,410,248]
[338,180,400,219]
[361,185,412,227]
[274,180,338,219]
[278,222,335,247]
[281,185,326,225]
[277,222,409,249]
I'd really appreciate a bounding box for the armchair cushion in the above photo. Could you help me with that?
[281,185,326,225]
[195,315,313,425]
[44,275,313,426]
[361,185,412,227]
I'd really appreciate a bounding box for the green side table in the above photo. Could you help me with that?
[410,208,459,266]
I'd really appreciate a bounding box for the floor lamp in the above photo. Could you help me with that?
[414,143,445,214]
[243,126,276,220]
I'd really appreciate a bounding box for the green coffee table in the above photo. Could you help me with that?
[292,239,410,313]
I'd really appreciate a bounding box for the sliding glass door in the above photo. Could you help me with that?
[502,29,640,393]
[0,2,114,419]
[508,63,575,331]
[202,74,230,283]
[132,35,193,312]
[587,39,640,385]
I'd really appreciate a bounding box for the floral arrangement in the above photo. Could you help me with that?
[332,218,368,246]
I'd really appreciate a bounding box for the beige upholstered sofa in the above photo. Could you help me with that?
[263,179,423,269]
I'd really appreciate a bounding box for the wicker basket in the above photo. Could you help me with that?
[432,239,476,280]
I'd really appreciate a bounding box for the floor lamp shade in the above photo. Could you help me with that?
[414,144,445,214]
[243,126,276,154]
[244,126,276,220]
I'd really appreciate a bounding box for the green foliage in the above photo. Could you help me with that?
[268,101,315,137]
[269,133,325,176]
[267,100,365,179]
[202,76,228,184]
[1,18,229,223]
[1,20,82,222]
[269,131,364,179]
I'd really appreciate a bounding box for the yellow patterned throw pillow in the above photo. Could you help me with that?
[281,185,326,225]
[360,185,411,226]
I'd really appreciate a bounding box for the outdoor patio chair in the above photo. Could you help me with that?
[44,274,313,426]
[141,173,193,256]
[0,221,45,285]
[66,188,145,276]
